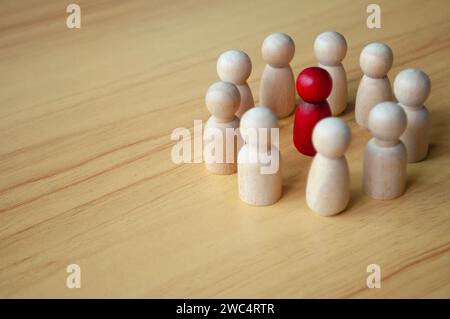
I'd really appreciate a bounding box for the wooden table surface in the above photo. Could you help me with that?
[1,0,449,298]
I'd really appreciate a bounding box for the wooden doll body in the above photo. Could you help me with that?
[355,42,394,128]
[259,33,296,118]
[355,75,392,127]
[307,153,350,216]
[363,139,407,200]
[400,105,430,162]
[314,31,348,116]
[238,106,282,206]
[318,63,347,115]
[204,115,240,174]
[235,83,254,118]
[260,65,296,118]
[203,81,241,175]
[363,101,408,200]
[306,117,351,216]
[394,68,432,163]
[238,144,282,206]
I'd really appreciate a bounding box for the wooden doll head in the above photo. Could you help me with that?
[313,117,351,158]
[205,81,240,122]
[368,101,407,142]
[217,50,252,85]
[360,42,393,78]
[394,68,431,108]
[314,31,347,66]
[240,106,278,149]
[261,33,295,67]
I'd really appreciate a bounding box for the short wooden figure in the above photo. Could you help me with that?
[314,31,348,116]
[306,117,351,216]
[363,102,407,200]
[217,50,255,118]
[204,81,241,175]
[293,66,332,156]
[259,33,296,118]
[238,106,282,206]
[355,42,394,128]
[394,68,431,163]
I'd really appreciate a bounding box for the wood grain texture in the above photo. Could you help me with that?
[0,0,449,298]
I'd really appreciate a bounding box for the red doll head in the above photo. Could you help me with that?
[296,67,332,103]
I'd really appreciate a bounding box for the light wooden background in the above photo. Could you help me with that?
[0,0,449,298]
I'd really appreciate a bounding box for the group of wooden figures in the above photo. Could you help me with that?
[203,31,431,216]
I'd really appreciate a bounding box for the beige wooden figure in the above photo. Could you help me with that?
[314,31,348,116]
[363,102,407,200]
[217,50,254,118]
[238,106,282,206]
[204,81,241,175]
[394,68,431,163]
[355,42,394,128]
[259,33,296,118]
[306,117,351,216]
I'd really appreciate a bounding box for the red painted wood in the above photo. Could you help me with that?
[296,67,332,103]
[293,67,332,156]
[293,101,332,156]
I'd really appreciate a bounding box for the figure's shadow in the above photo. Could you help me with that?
[340,102,355,118]
[424,143,444,161]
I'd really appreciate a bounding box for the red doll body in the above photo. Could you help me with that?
[293,67,333,156]
[294,100,332,156]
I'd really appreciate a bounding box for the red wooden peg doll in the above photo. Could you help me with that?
[293,67,332,156]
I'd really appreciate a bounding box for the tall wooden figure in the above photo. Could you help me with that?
[204,81,241,175]
[259,33,296,118]
[293,67,332,156]
[363,102,407,200]
[217,50,255,118]
[314,31,348,116]
[238,107,282,206]
[394,68,431,163]
[306,118,351,216]
[355,42,393,128]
